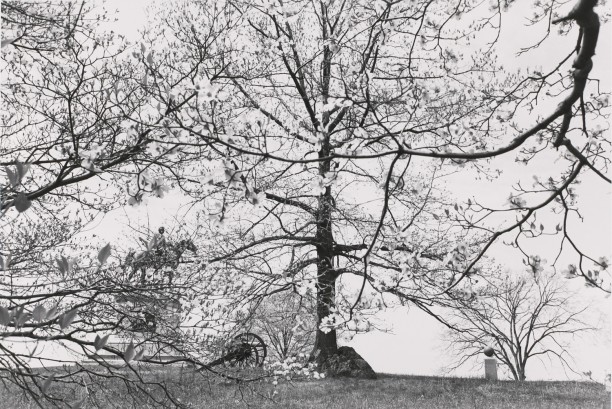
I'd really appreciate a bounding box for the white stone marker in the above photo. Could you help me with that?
[484,358,498,381]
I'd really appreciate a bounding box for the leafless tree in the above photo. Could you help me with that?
[250,292,316,361]
[134,0,609,371]
[2,1,91,51]
[443,271,592,381]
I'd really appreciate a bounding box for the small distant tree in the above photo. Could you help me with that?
[250,292,316,361]
[443,271,591,381]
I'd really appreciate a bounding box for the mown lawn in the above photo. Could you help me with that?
[182,373,610,409]
[2,368,609,408]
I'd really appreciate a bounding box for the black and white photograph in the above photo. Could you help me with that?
[1,0,610,407]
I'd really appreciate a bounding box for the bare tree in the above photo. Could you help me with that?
[134,0,610,371]
[2,1,90,51]
[250,292,316,361]
[443,271,591,381]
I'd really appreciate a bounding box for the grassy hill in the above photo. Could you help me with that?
[188,373,610,409]
[1,370,609,408]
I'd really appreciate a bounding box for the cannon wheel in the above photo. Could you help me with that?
[222,332,267,368]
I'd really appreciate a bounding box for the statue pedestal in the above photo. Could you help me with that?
[484,358,498,381]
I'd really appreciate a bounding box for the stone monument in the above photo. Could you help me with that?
[483,347,497,380]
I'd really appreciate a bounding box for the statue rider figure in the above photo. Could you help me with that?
[122,227,196,334]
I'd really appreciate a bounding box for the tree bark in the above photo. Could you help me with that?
[517,365,526,381]
[311,152,339,363]
[310,43,340,360]
[312,271,338,362]
[310,16,343,367]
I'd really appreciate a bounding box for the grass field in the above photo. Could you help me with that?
[183,373,610,409]
[2,369,610,408]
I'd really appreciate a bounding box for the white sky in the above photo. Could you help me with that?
[84,0,612,381]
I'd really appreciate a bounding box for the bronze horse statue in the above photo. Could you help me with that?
[125,229,197,285]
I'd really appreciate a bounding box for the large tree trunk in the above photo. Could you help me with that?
[307,28,376,379]
[312,270,338,363]
[312,30,337,358]
[311,151,339,364]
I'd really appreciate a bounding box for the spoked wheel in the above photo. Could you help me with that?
[221,332,267,368]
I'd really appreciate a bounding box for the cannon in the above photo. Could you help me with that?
[207,332,267,368]
[88,330,268,369]
[112,295,267,368]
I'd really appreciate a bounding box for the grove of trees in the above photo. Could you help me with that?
[1,0,609,406]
